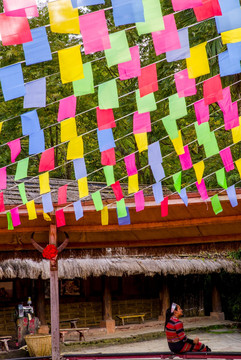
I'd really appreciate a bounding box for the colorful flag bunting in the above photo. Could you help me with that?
[23,27,52,65]
[174,69,197,98]
[0,14,32,46]
[56,209,66,227]
[48,0,80,34]
[193,0,222,21]
[136,90,157,114]
[138,64,158,97]
[118,46,141,80]
[39,148,55,172]
[91,191,103,211]
[15,158,29,180]
[73,63,94,97]
[186,42,210,79]
[98,79,119,109]
[111,181,123,201]
[97,129,116,152]
[101,206,109,225]
[0,64,25,101]
[58,46,84,84]
[194,161,205,184]
[166,28,190,62]
[211,194,223,215]
[103,165,115,186]
[111,0,144,26]
[7,139,21,163]
[67,136,84,160]
[128,174,139,194]
[79,10,110,54]
[134,133,148,153]
[101,148,116,166]
[78,177,89,198]
[24,78,46,109]
[152,182,164,204]
[134,190,145,212]
[124,153,138,176]
[73,158,87,180]
[219,147,234,172]
[26,200,37,220]
[203,75,223,105]
[136,0,164,35]
[58,185,67,205]
[194,99,210,125]
[226,185,238,207]
[73,199,84,220]
[152,14,180,55]
[57,96,77,122]
[60,118,77,142]
[96,108,116,130]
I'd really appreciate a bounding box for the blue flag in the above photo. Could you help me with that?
[73,158,87,180]
[21,110,41,136]
[179,188,188,207]
[117,207,131,225]
[218,51,241,77]
[148,141,162,165]
[24,78,46,109]
[152,182,164,204]
[0,63,25,101]
[71,0,104,6]
[111,0,145,26]
[226,185,238,207]
[74,200,84,220]
[97,129,116,152]
[23,27,52,66]
[150,163,165,183]
[29,130,45,155]
[218,0,240,13]
[215,9,241,33]
[42,192,53,213]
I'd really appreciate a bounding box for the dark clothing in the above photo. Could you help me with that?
[165,316,209,353]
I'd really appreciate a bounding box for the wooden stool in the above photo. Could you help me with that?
[0,336,12,352]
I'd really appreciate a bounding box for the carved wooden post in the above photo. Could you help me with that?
[158,277,170,321]
[49,224,60,360]
[100,276,115,334]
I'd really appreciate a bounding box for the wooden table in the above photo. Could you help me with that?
[116,313,147,326]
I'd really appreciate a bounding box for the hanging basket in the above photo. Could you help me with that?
[24,334,52,357]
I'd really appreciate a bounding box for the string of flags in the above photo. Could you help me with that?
[0,0,241,229]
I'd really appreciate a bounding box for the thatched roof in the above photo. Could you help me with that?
[0,255,241,279]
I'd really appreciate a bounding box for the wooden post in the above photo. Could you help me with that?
[49,224,60,360]
[158,278,170,321]
[210,275,225,320]
[36,278,46,325]
[100,276,115,334]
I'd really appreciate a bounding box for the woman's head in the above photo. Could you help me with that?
[165,303,183,328]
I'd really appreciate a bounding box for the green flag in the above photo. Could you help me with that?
[216,168,227,189]
[98,79,119,109]
[91,191,103,211]
[203,132,219,157]
[18,183,28,205]
[104,31,131,67]
[136,90,157,114]
[195,122,211,146]
[173,171,182,193]
[15,158,29,181]
[72,62,94,96]
[162,115,178,140]
[169,93,187,120]
[6,212,14,230]
[116,198,127,218]
[103,166,115,186]
[211,194,223,215]
[136,0,164,35]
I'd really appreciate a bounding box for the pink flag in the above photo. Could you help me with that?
[134,190,145,212]
[174,69,197,98]
[10,207,21,227]
[118,46,141,80]
[124,153,137,176]
[220,147,234,172]
[133,112,151,134]
[7,138,21,163]
[56,209,66,227]
[57,95,76,122]
[194,99,209,125]
[193,0,222,21]
[171,0,203,11]
[0,167,7,190]
[58,185,68,205]
[196,179,209,201]
[3,0,38,17]
[138,64,158,97]
[161,197,168,217]
[224,102,239,130]
[79,10,111,55]
[0,193,5,213]
[111,181,123,201]
[179,145,193,170]
[96,107,116,130]
[39,148,55,172]
[101,148,116,166]
[152,14,180,55]
[218,87,232,113]
[203,75,223,105]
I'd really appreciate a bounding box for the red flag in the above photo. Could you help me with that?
[101,148,116,166]
[56,209,66,228]
[58,185,68,205]
[111,181,123,201]
[96,107,116,130]
[138,64,158,97]
[193,0,222,21]
[161,197,168,217]
[203,75,223,105]
[39,148,55,172]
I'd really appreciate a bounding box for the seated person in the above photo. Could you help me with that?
[165,303,211,353]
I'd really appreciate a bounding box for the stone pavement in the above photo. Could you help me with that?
[61,317,241,355]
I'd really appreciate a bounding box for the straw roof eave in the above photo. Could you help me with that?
[0,256,241,280]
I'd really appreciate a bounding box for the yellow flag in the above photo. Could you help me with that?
[48,0,80,34]
[78,177,88,198]
[128,174,139,194]
[232,117,241,144]
[235,158,241,178]
[171,130,184,155]
[193,161,204,184]
[43,212,52,221]
[186,42,210,79]
[58,45,84,84]
[39,172,50,195]
[67,136,84,160]
[26,200,37,220]
[101,206,109,226]
[221,28,241,44]
[134,133,148,153]
[60,117,77,142]
[0,122,3,134]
